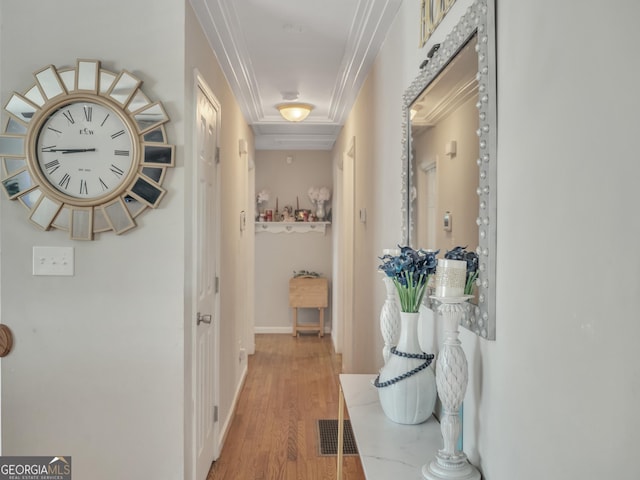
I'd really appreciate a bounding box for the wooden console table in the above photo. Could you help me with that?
[337,374,442,479]
[289,277,328,337]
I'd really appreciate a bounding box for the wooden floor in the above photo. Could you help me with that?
[207,334,365,480]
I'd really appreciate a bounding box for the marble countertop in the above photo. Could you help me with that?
[339,374,442,480]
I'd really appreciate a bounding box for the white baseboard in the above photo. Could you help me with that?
[216,362,248,456]
[254,326,292,334]
[254,325,331,335]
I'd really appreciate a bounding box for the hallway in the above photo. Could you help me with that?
[207,335,365,479]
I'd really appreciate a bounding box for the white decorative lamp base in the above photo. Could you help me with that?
[423,293,480,480]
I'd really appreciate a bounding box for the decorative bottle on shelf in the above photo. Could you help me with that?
[315,200,326,221]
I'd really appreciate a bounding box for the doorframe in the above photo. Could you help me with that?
[336,136,356,371]
[419,157,437,249]
[190,69,222,476]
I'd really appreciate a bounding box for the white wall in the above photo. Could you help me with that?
[254,150,333,332]
[331,71,379,373]
[0,1,185,478]
[480,1,640,478]
[0,2,254,479]
[335,0,640,478]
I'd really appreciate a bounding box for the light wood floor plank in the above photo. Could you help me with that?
[207,334,365,480]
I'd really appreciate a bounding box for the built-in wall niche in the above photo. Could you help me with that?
[255,221,330,234]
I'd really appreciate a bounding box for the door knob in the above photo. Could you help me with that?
[197,313,212,325]
[0,324,13,357]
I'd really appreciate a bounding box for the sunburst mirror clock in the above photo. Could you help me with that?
[0,59,175,240]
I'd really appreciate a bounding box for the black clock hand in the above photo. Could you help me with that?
[42,148,96,154]
[61,148,96,154]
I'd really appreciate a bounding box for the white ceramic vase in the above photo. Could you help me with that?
[379,275,400,364]
[376,311,437,425]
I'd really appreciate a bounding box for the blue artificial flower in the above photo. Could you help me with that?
[444,246,479,294]
[378,246,439,312]
[444,246,478,274]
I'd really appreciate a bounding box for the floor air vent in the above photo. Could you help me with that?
[317,419,359,456]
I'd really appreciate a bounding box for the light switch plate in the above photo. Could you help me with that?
[33,246,74,276]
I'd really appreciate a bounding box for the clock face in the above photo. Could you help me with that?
[0,59,175,240]
[35,100,135,200]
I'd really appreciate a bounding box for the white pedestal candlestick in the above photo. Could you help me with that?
[423,296,480,480]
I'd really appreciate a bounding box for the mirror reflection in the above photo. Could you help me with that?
[410,36,478,255]
[0,135,25,156]
[124,197,147,218]
[127,91,151,113]
[5,118,27,134]
[109,72,140,106]
[2,170,33,198]
[143,145,174,166]
[30,196,61,229]
[77,60,99,91]
[134,103,168,133]
[142,167,165,183]
[6,94,37,123]
[59,70,76,92]
[92,207,111,233]
[36,66,65,100]
[3,158,26,175]
[19,189,42,210]
[143,127,166,143]
[51,205,69,230]
[99,71,117,94]
[71,208,92,240]
[104,199,135,234]
[25,85,45,107]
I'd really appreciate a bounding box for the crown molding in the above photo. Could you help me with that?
[328,0,402,124]
[190,0,402,148]
[189,0,264,121]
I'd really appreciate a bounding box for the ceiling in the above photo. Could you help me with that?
[189,0,402,150]
[411,35,478,136]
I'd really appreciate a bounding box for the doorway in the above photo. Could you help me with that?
[336,137,356,371]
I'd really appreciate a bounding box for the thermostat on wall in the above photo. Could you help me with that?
[443,211,452,231]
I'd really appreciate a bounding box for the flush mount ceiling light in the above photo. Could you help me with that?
[276,103,314,122]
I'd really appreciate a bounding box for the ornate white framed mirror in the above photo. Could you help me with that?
[401,0,497,339]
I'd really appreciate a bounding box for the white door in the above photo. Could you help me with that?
[194,82,220,479]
